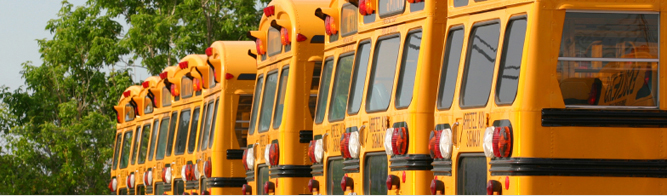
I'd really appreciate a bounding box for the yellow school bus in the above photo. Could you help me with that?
[147,65,181,195]
[125,76,162,195]
[309,0,446,194]
[191,41,257,195]
[242,0,328,194]
[429,0,665,194]
[158,55,207,195]
[110,85,141,195]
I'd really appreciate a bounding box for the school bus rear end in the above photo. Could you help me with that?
[431,0,667,194]
[242,0,328,194]
[110,85,141,195]
[192,41,257,195]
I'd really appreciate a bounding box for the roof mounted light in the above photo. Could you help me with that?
[263,5,275,17]
[179,61,189,69]
[205,47,213,56]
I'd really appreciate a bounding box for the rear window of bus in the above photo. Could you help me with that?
[155,117,170,160]
[249,76,264,134]
[460,22,500,108]
[120,130,133,169]
[138,123,151,164]
[367,35,401,112]
[259,72,279,132]
[557,12,658,107]
[113,133,122,169]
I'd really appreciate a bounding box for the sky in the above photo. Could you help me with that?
[0,0,150,92]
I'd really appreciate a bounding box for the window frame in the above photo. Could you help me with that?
[155,117,170,160]
[119,129,134,169]
[458,20,501,109]
[174,108,192,156]
[395,29,423,110]
[378,0,406,18]
[315,57,335,124]
[328,52,356,122]
[166,111,179,157]
[138,123,152,164]
[248,75,265,135]
[365,33,402,113]
[208,98,220,149]
[258,69,280,133]
[347,39,373,116]
[131,125,142,165]
[267,27,283,57]
[495,15,528,106]
[340,3,359,37]
[181,76,194,99]
[187,106,201,154]
[272,66,290,129]
[437,25,465,111]
[162,87,172,107]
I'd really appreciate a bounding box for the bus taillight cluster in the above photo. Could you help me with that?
[483,126,513,159]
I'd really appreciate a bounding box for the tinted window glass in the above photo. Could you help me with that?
[309,62,323,120]
[557,13,659,107]
[145,96,154,114]
[113,133,122,169]
[181,77,193,98]
[235,95,253,148]
[315,59,334,123]
[201,102,214,151]
[327,158,344,195]
[340,4,358,36]
[208,99,220,148]
[454,0,467,7]
[249,77,264,134]
[329,55,354,121]
[149,119,159,161]
[348,42,371,114]
[367,36,401,112]
[162,87,171,106]
[273,68,289,129]
[378,0,405,17]
[155,117,170,160]
[131,126,141,165]
[496,19,527,105]
[187,108,201,153]
[396,31,422,108]
[363,154,388,194]
[197,103,208,151]
[268,28,282,56]
[460,23,500,108]
[166,111,179,156]
[120,131,133,169]
[259,73,278,132]
[138,124,151,164]
[437,28,465,110]
[175,110,191,155]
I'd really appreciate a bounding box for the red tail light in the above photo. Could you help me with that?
[340,133,351,158]
[407,0,423,3]
[359,0,375,15]
[123,90,131,98]
[340,174,352,191]
[160,72,168,79]
[241,184,251,195]
[308,179,319,193]
[487,180,502,195]
[242,149,249,171]
[162,168,167,182]
[324,16,338,35]
[126,174,132,189]
[430,179,445,195]
[263,5,275,17]
[205,47,213,56]
[143,81,150,88]
[492,126,512,158]
[386,175,399,190]
[225,73,234,80]
[296,34,308,42]
[117,114,122,123]
[280,28,291,45]
[179,61,189,69]
[204,160,212,178]
[263,181,274,194]
[255,39,265,55]
[308,140,317,163]
[108,179,115,192]
[428,130,442,159]
[269,143,280,166]
[391,127,408,155]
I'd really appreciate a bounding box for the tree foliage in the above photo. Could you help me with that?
[0,0,266,194]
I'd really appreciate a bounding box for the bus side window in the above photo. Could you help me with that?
[166,111,179,156]
[495,18,527,105]
[460,23,500,108]
[437,28,465,110]
[131,126,142,165]
[208,98,220,148]
[155,117,170,160]
[175,109,191,155]
[315,59,334,124]
[396,31,422,109]
[236,95,253,148]
[113,133,122,169]
[348,42,371,115]
[120,130,134,169]
[197,102,209,151]
[309,62,323,120]
[148,119,159,161]
[139,123,152,164]
[187,107,201,154]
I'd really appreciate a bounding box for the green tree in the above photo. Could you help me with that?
[95,0,269,75]
[0,2,132,194]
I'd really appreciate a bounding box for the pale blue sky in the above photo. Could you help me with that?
[0,0,149,91]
